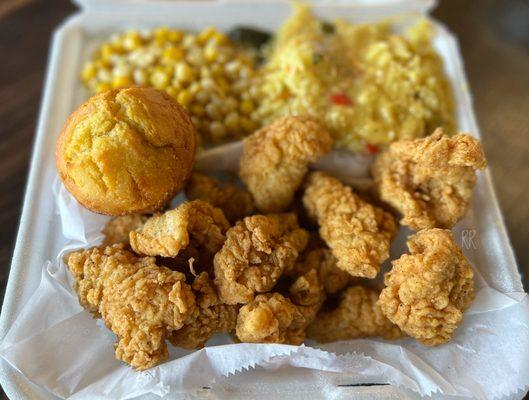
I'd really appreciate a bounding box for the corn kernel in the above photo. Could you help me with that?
[222,97,238,114]
[112,76,133,88]
[96,82,112,93]
[162,46,185,63]
[188,82,201,95]
[211,31,228,46]
[225,111,239,131]
[95,59,111,69]
[177,90,193,107]
[150,69,170,89]
[205,103,221,120]
[200,66,212,78]
[240,116,255,132]
[81,63,97,82]
[204,44,218,62]
[195,90,210,105]
[166,86,179,99]
[198,27,217,45]
[171,80,182,91]
[123,31,143,51]
[189,104,206,117]
[209,121,226,139]
[100,44,115,61]
[239,99,254,115]
[186,47,205,66]
[210,92,222,106]
[174,62,195,83]
[97,68,112,82]
[112,64,131,78]
[168,30,184,43]
[182,34,197,48]
[112,42,124,54]
[154,27,170,44]
[191,116,201,130]
[201,77,215,91]
[139,29,153,41]
[190,104,205,117]
[133,69,148,85]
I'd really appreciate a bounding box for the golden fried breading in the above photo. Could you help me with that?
[130,200,230,258]
[235,293,305,344]
[102,214,148,246]
[240,116,332,213]
[169,272,239,349]
[288,269,326,340]
[185,172,254,223]
[213,213,309,304]
[378,228,475,345]
[371,129,487,230]
[307,286,401,343]
[302,171,397,279]
[65,244,195,370]
[289,269,325,309]
[56,87,196,216]
[235,269,325,345]
[287,247,356,294]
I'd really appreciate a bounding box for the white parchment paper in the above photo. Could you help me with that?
[1,144,529,400]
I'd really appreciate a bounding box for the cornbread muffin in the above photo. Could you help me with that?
[56,87,196,215]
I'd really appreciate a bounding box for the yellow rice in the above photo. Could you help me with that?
[256,5,455,153]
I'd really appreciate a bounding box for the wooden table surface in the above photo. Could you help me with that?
[0,0,528,398]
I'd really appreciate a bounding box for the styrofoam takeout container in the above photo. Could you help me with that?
[0,1,525,399]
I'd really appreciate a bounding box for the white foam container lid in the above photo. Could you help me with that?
[0,1,524,399]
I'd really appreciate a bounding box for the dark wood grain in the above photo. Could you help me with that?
[0,0,75,305]
[433,0,529,289]
[0,0,528,398]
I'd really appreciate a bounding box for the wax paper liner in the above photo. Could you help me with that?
[1,145,529,399]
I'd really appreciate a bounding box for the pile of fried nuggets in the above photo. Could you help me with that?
[65,116,487,370]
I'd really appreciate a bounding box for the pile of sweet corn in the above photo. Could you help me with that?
[80,27,260,143]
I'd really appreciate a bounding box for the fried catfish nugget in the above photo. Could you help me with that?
[102,214,148,246]
[214,213,309,304]
[378,229,474,345]
[371,129,487,230]
[288,269,326,334]
[307,286,401,342]
[287,247,356,295]
[65,244,195,370]
[169,272,239,349]
[240,116,332,213]
[235,293,302,344]
[185,172,254,223]
[302,172,397,279]
[130,200,230,258]
[236,269,325,345]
